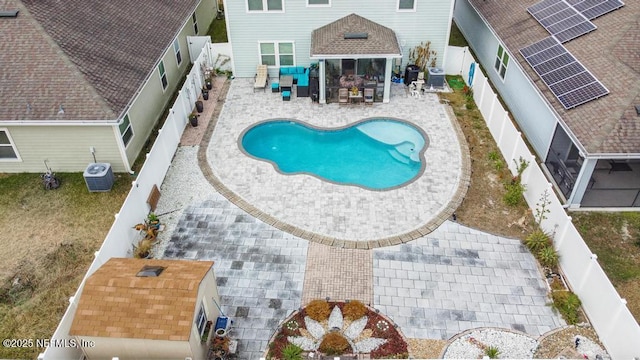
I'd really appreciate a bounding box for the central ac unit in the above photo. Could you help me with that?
[83,163,114,192]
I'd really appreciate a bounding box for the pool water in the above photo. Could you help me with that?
[240,119,427,190]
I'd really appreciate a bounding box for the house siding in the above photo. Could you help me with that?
[188,268,221,360]
[454,0,558,158]
[224,0,453,78]
[124,0,216,165]
[0,125,123,173]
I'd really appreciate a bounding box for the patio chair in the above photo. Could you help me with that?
[364,88,373,105]
[339,88,349,105]
[253,65,268,92]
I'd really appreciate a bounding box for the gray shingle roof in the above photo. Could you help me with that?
[467,0,640,154]
[0,0,198,121]
[311,13,401,57]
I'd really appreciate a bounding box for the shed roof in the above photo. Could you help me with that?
[70,258,214,341]
[311,13,402,58]
[0,0,198,121]
[467,0,640,154]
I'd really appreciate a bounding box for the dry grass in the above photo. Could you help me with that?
[572,212,640,323]
[0,172,129,359]
[439,78,535,239]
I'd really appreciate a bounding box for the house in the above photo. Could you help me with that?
[222,0,455,103]
[69,258,220,360]
[0,0,216,173]
[454,0,640,208]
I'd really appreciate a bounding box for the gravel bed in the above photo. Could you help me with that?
[329,305,343,330]
[408,339,447,359]
[344,316,368,340]
[534,326,608,359]
[354,337,387,353]
[443,329,538,359]
[305,316,326,340]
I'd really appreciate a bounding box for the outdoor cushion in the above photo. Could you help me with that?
[280,67,290,75]
[294,66,305,74]
[282,90,291,101]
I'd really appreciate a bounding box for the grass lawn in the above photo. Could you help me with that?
[207,17,228,43]
[0,173,129,359]
[449,21,469,47]
[572,212,640,323]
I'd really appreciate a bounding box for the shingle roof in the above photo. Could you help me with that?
[0,0,198,121]
[311,13,402,57]
[69,258,214,341]
[467,0,640,154]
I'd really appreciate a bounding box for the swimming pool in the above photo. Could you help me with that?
[239,118,428,190]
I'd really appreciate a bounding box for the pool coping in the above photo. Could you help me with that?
[236,117,430,192]
[197,80,471,249]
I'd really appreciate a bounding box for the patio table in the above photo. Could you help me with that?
[279,75,293,92]
[349,91,363,105]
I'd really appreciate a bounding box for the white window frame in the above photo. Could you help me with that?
[195,303,207,336]
[307,0,330,7]
[258,41,295,67]
[0,128,21,162]
[494,44,509,81]
[192,12,198,34]
[173,39,182,66]
[246,0,284,13]
[397,0,416,12]
[119,114,134,147]
[158,60,168,91]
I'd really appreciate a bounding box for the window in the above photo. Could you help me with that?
[259,41,294,67]
[192,12,198,34]
[397,0,416,11]
[307,0,330,6]
[0,129,19,160]
[494,44,509,80]
[119,114,134,146]
[195,303,207,335]
[173,39,182,66]
[247,0,283,12]
[158,61,168,91]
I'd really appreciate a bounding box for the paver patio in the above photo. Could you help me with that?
[154,79,565,359]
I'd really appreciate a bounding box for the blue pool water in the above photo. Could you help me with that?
[240,118,427,190]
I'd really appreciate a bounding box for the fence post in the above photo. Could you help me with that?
[577,253,598,293]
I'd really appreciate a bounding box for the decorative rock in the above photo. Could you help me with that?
[354,338,387,353]
[304,316,326,340]
[575,336,610,359]
[328,306,344,330]
[288,336,318,351]
[443,329,538,359]
[344,316,368,340]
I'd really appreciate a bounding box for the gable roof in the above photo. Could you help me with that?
[311,13,402,57]
[0,0,198,122]
[70,258,214,341]
[466,0,640,154]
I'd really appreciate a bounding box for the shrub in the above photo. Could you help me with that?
[551,290,581,324]
[485,346,501,359]
[538,245,559,268]
[503,182,525,206]
[281,343,303,360]
[342,300,367,320]
[318,332,351,355]
[488,151,500,161]
[525,229,551,252]
[305,299,331,321]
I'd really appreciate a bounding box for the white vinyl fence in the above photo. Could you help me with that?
[42,43,220,360]
[446,46,640,359]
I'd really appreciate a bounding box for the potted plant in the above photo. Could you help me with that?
[202,86,209,100]
[189,112,198,127]
[195,100,204,113]
[351,86,359,95]
[205,77,213,90]
[147,212,160,230]
[133,238,153,259]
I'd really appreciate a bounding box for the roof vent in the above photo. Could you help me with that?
[136,265,165,277]
[635,105,640,116]
[0,10,19,18]
[344,32,368,39]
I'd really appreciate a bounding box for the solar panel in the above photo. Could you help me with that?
[527,0,596,43]
[581,0,624,19]
[572,0,607,12]
[519,37,609,109]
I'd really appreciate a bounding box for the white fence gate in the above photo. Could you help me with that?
[446,46,640,359]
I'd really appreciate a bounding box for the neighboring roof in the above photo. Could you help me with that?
[466,0,640,154]
[70,258,214,341]
[311,13,402,57]
[0,0,198,121]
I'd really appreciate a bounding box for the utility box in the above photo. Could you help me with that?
[83,163,114,192]
[427,67,445,88]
